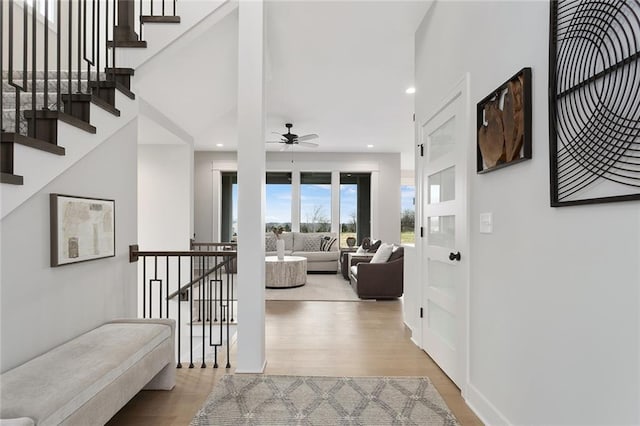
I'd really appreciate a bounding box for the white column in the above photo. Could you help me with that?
[236,0,266,373]
[291,170,301,232]
[212,169,221,242]
[331,171,340,234]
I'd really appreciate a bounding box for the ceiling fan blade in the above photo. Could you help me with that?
[266,141,283,144]
[297,141,319,148]
[296,134,319,142]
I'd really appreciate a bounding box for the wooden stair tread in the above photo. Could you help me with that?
[1,132,65,155]
[1,172,24,185]
[23,110,97,134]
[89,80,135,100]
[91,95,121,116]
[107,40,147,48]
[105,68,135,76]
[141,16,181,23]
[61,93,121,117]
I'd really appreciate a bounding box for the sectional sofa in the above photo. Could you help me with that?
[266,232,339,272]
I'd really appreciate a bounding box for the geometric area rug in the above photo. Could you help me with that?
[191,374,459,425]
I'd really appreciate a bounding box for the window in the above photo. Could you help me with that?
[340,173,371,245]
[265,172,292,232]
[300,172,331,233]
[221,172,237,242]
[339,178,357,247]
[231,182,238,238]
[401,185,416,244]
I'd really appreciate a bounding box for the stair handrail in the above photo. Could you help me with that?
[128,244,237,300]
[130,244,236,369]
[166,255,234,301]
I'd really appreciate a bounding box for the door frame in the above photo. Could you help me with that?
[415,74,471,395]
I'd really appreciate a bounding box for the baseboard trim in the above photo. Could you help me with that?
[403,321,422,349]
[234,359,267,374]
[410,335,421,349]
[464,382,512,425]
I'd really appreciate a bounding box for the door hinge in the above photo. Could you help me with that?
[419,144,424,157]
[413,113,415,122]
[420,307,424,318]
[420,227,424,237]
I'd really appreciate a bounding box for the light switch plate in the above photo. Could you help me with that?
[480,212,493,234]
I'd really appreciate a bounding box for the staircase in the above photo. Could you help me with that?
[1,69,130,160]
[0,0,183,217]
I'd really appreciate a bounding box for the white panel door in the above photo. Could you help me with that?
[420,79,468,388]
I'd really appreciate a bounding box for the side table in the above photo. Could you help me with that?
[340,247,358,280]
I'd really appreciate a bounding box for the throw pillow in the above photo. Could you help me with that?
[370,243,393,263]
[320,236,337,251]
[368,239,382,253]
[355,245,366,254]
[302,234,321,251]
[265,235,277,251]
[387,246,404,262]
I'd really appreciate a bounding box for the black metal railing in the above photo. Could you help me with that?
[1,0,178,137]
[138,0,177,39]
[130,244,236,369]
[191,240,237,325]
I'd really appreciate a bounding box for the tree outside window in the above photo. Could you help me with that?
[401,185,415,244]
[340,182,357,247]
[300,172,331,233]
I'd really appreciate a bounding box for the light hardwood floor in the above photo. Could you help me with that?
[108,300,482,425]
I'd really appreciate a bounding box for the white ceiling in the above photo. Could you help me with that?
[136,1,430,169]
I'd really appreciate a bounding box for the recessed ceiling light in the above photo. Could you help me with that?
[405,87,416,94]
[216,143,224,147]
[367,144,374,148]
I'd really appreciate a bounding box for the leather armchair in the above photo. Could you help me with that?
[349,247,403,299]
[340,238,381,280]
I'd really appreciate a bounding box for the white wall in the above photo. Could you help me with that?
[193,151,401,244]
[415,2,640,424]
[0,120,138,373]
[138,144,193,250]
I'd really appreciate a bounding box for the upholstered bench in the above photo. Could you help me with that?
[0,319,175,426]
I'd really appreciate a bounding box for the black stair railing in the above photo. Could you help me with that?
[3,0,114,137]
[1,0,178,141]
[138,0,177,39]
[129,244,236,369]
[191,240,237,325]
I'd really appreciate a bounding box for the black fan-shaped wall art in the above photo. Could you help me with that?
[549,0,640,206]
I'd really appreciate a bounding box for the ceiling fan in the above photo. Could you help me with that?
[266,123,319,150]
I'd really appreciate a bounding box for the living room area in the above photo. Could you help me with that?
[190,150,412,302]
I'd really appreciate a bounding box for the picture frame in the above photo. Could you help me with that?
[50,194,116,267]
[548,0,640,206]
[476,67,532,174]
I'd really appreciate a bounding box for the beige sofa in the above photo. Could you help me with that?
[266,232,339,272]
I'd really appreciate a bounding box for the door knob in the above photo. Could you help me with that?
[449,251,461,261]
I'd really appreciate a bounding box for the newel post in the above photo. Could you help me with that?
[114,0,139,42]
